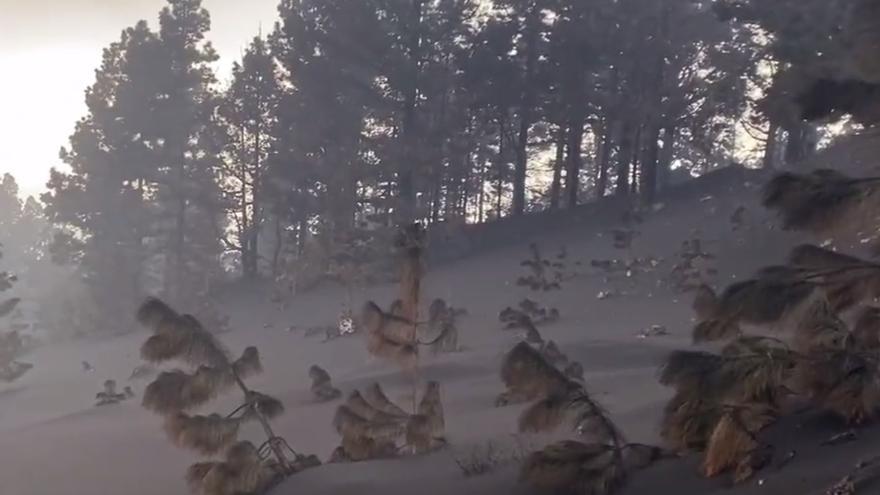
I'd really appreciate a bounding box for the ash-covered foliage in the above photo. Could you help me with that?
[330,382,447,462]
[135,298,317,494]
[503,340,665,495]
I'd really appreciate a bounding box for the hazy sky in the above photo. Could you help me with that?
[0,0,279,197]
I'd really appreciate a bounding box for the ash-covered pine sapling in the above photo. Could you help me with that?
[502,342,664,494]
[95,379,134,406]
[424,298,462,355]
[351,224,448,459]
[308,365,342,402]
[135,297,317,494]
[658,336,794,482]
[667,239,717,293]
[330,381,446,462]
[516,243,566,291]
[665,243,880,482]
[361,224,427,410]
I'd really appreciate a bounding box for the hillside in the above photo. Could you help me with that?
[2,159,878,495]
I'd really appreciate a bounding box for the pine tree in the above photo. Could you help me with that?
[338,223,448,460]
[151,0,226,304]
[503,342,663,494]
[135,298,318,493]
[43,21,157,333]
[218,36,282,280]
[714,0,850,163]
[271,0,386,238]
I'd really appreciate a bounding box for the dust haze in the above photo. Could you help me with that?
[2,1,880,495]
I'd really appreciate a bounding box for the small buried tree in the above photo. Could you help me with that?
[516,243,567,291]
[500,343,664,494]
[135,298,317,494]
[330,381,446,462]
[342,223,449,460]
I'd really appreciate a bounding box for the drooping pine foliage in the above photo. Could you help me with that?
[505,341,665,494]
[658,165,880,482]
[340,224,450,460]
[135,297,317,494]
[330,381,447,462]
[763,170,880,251]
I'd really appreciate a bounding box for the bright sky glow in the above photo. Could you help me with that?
[0,0,278,198]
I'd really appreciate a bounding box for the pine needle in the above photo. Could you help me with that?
[661,393,720,451]
[703,405,775,481]
[498,342,579,406]
[233,347,263,379]
[361,301,419,369]
[692,266,818,342]
[364,383,409,417]
[164,413,240,456]
[195,441,277,495]
[659,350,723,391]
[136,298,230,368]
[142,368,228,414]
[762,170,880,248]
[518,393,571,434]
[333,404,408,441]
[520,441,627,495]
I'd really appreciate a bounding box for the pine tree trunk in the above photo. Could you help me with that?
[459,148,472,219]
[243,123,262,280]
[495,115,506,220]
[784,122,817,165]
[596,120,613,199]
[173,155,187,301]
[565,115,585,208]
[297,219,308,257]
[496,175,503,219]
[658,124,676,188]
[549,126,566,210]
[512,4,541,217]
[271,216,283,279]
[444,155,461,221]
[232,372,293,473]
[641,121,661,205]
[616,122,634,196]
[397,0,425,225]
[762,121,779,169]
[237,124,254,280]
[478,159,486,223]
[430,177,441,224]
